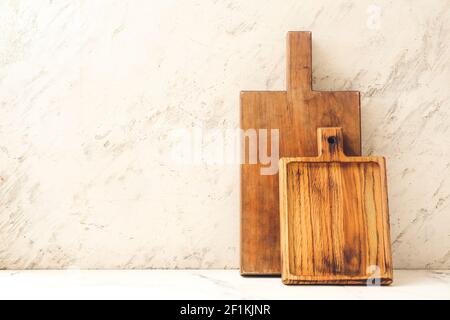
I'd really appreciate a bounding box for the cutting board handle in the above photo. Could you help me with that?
[287,31,312,93]
[317,127,346,161]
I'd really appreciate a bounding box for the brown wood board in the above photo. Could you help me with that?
[241,32,361,275]
[279,128,393,285]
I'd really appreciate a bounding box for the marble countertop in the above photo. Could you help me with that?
[0,270,448,300]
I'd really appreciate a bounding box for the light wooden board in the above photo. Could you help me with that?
[241,32,361,275]
[279,128,393,285]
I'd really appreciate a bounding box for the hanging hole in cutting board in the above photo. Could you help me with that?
[327,136,337,145]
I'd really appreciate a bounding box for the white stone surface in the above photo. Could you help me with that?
[0,0,449,269]
[0,270,449,300]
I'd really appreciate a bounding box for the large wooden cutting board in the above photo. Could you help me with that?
[241,32,361,275]
[279,128,393,285]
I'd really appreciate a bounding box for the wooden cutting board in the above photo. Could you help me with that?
[241,32,361,275]
[279,128,393,285]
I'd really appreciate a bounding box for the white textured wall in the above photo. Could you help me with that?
[0,0,449,269]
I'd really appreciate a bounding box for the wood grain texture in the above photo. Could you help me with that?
[279,128,393,285]
[241,32,361,275]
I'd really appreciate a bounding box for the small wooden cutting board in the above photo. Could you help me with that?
[279,128,393,285]
[241,32,361,275]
